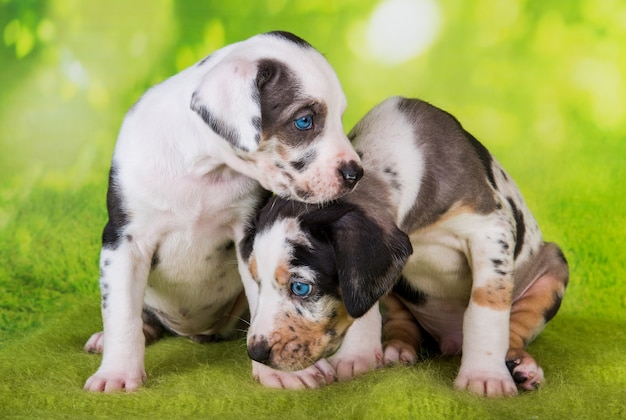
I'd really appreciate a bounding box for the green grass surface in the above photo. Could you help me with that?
[2,0,626,418]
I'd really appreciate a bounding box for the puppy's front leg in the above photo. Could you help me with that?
[328,303,383,381]
[454,227,517,397]
[84,242,150,392]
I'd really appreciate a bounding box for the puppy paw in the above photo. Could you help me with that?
[506,349,545,391]
[84,331,104,353]
[252,360,336,390]
[383,339,418,366]
[84,367,146,392]
[454,367,518,397]
[329,347,383,381]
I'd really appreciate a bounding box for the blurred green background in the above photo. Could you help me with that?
[1,1,626,418]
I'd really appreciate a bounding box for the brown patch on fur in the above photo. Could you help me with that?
[472,280,513,311]
[266,300,355,370]
[508,242,568,350]
[274,262,291,287]
[249,255,258,282]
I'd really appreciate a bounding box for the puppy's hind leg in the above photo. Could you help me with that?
[382,292,422,366]
[507,242,569,391]
[141,308,165,345]
[84,307,165,354]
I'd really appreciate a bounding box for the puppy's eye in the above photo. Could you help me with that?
[294,115,313,131]
[290,281,312,297]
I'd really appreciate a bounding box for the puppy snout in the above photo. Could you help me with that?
[338,160,364,188]
[247,337,272,364]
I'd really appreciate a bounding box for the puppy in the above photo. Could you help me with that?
[83,31,363,392]
[241,96,568,397]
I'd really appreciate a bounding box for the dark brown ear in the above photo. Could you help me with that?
[323,207,413,318]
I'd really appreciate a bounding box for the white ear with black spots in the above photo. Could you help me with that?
[191,57,270,152]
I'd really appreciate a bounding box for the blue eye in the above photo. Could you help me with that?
[290,281,312,297]
[294,115,313,131]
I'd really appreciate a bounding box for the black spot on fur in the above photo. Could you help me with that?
[238,190,274,262]
[197,53,212,66]
[384,166,402,190]
[392,277,428,306]
[466,132,497,190]
[290,149,317,172]
[291,240,342,301]
[266,31,312,48]
[295,188,312,201]
[506,197,526,259]
[102,163,130,250]
[191,96,240,147]
[543,292,564,322]
[252,116,262,145]
[151,246,160,270]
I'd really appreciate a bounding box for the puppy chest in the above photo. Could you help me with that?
[403,240,473,300]
[144,232,243,332]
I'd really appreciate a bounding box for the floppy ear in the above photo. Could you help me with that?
[190,58,276,152]
[325,208,413,318]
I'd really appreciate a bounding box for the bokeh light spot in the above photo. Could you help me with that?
[366,0,441,65]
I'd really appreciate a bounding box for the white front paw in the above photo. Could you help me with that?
[84,366,146,392]
[454,366,518,397]
[252,360,336,389]
[329,346,383,381]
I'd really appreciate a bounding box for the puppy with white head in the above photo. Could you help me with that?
[242,97,568,396]
[83,31,363,392]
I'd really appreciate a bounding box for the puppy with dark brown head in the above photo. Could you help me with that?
[240,97,568,396]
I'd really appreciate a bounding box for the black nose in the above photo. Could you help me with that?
[247,338,272,364]
[338,160,364,188]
